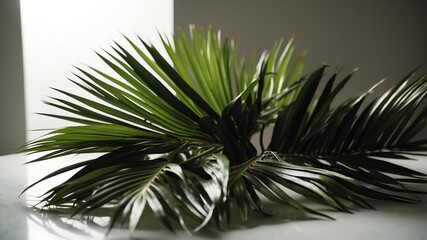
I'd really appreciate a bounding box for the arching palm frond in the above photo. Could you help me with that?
[268,66,427,191]
[22,27,427,234]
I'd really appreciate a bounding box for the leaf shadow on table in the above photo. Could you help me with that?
[23,200,330,240]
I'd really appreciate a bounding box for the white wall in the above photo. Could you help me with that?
[20,0,173,141]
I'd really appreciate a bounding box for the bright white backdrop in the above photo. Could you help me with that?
[20,0,173,141]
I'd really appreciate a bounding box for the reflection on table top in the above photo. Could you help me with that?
[1,153,426,240]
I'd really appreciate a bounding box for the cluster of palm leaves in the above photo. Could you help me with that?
[23,26,427,233]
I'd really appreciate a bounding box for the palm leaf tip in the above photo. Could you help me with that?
[21,26,427,234]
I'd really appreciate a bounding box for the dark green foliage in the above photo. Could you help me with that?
[23,26,427,233]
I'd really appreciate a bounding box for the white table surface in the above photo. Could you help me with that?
[1,153,426,240]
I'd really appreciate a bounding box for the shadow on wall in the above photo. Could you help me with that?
[0,0,26,155]
[174,0,427,139]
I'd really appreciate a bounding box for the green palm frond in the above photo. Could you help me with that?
[268,66,427,189]
[22,26,427,234]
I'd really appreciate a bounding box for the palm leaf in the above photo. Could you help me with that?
[27,150,229,233]
[228,151,423,222]
[21,26,427,234]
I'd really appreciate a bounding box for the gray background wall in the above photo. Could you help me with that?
[1,0,426,155]
[175,0,427,94]
[175,0,427,138]
[0,0,26,155]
